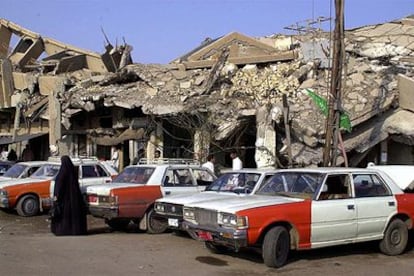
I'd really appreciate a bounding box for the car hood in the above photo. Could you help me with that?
[86,182,145,195]
[0,176,13,182]
[156,191,248,205]
[185,195,304,214]
[0,178,49,189]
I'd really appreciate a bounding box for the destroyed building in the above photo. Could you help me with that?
[0,16,413,169]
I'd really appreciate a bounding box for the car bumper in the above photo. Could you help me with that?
[161,214,184,230]
[183,221,248,251]
[88,205,118,220]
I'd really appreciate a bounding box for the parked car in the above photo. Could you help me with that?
[183,167,414,268]
[0,161,49,181]
[154,169,277,231]
[86,159,216,233]
[0,160,14,176]
[0,157,117,217]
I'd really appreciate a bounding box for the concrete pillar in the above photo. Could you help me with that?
[194,129,210,162]
[380,140,388,165]
[146,123,163,160]
[48,92,61,156]
[254,105,276,169]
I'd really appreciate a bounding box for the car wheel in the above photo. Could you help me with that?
[204,241,229,254]
[379,218,408,255]
[262,226,290,268]
[106,219,130,231]
[146,209,168,234]
[16,194,39,217]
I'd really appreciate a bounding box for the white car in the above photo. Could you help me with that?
[0,161,49,181]
[0,157,117,217]
[154,169,277,230]
[183,166,414,268]
[86,159,216,233]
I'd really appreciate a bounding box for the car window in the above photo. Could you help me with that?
[95,164,109,177]
[353,173,391,197]
[193,168,215,186]
[164,169,194,187]
[257,172,324,199]
[3,164,27,178]
[206,173,261,193]
[318,174,351,200]
[113,167,154,184]
[82,165,99,178]
[31,164,60,178]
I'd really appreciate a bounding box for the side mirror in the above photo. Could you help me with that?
[321,184,328,193]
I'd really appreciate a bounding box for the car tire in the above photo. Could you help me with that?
[379,218,408,256]
[204,241,229,254]
[16,194,39,217]
[106,219,130,231]
[147,208,168,234]
[262,226,290,268]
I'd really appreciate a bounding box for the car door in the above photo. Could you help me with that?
[311,173,357,246]
[352,173,396,240]
[79,164,112,193]
[161,168,199,196]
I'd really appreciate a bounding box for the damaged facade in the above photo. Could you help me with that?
[0,16,414,169]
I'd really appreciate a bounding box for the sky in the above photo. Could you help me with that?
[2,0,413,64]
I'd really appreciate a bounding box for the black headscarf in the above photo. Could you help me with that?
[51,155,87,236]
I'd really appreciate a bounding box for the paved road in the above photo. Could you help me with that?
[1,210,414,275]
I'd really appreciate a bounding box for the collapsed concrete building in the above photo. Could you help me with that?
[0,16,413,169]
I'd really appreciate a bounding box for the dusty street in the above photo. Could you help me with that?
[1,210,414,276]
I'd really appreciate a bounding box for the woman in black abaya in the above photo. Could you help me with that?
[51,155,87,236]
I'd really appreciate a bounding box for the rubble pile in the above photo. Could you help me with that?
[1,16,414,166]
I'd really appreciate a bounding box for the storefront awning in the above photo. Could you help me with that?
[0,132,48,145]
[91,128,145,146]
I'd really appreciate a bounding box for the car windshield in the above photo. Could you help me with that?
[256,171,325,198]
[205,172,261,194]
[31,164,61,179]
[113,166,155,184]
[3,164,27,178]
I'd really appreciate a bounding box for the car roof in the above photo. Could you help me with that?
[274,167,376,173]
[14,161,49,166]
[220,168,278,174]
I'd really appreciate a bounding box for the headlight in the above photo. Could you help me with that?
[183,207,195,221]
[154,202,165,213]
[0,189,7,196]
[218,212,248,229]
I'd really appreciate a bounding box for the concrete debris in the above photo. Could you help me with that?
[2,17,414,166]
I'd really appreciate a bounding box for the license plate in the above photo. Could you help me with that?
[168,218,179,227]
[198,231,213,241]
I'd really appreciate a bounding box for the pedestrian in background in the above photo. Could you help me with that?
[202,154,216,180]
[230,150,243,170]
[51,155,87,236]
[22,144,34,161]
[7,149,17,161]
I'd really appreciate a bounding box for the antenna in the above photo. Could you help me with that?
[100,26,112,48]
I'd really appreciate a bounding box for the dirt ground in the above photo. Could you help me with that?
[2,210,414,276]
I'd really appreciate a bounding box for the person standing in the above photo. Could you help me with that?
[230,150,243,170]
[22,144,34,161]
[111,145,120,171]
[51,155,87,236]
[202,154,216,180]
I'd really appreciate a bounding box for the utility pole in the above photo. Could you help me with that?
[323,0,344,166]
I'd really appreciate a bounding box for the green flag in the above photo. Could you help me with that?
[305,88,352,133]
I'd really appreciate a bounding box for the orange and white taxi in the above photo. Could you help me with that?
[0,157,117,217]
[183,166,414,268]
[86,158,216,233]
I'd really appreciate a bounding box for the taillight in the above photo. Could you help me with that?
[88,195,98,203]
